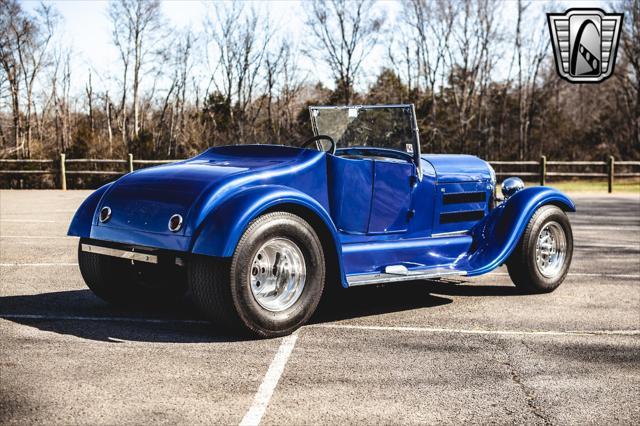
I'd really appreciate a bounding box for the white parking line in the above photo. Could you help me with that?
[0,263,78,267]
[0,314,208,324]
[313,324,640,336]
[0,219,56,223]
[239,333,299,426]
[576,243,639,249]
[3,314,638,338]
[575,225,640,230]
[490,272,640,279]
[1,236,69,239]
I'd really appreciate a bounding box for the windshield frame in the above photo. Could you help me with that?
[309,104,422,178]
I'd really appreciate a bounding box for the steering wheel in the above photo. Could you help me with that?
[300,134,336,155]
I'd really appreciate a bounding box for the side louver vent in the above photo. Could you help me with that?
[443,192,486,204]
[440,210,485,224]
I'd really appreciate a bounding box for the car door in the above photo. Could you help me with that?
[368,159,415,234]
[327,155,374,234]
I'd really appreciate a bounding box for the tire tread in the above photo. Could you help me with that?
[506,205,572,293]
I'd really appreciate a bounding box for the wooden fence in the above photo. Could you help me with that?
[1,154,639,193]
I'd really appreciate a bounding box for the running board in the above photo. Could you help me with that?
[346,268,466,287]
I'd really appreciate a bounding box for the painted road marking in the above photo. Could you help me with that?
[0,219,56,223]
[312,324,640,336]
[239,333,299,426]
[0,313,640,340]
[0,314,209,324]
[489,272,640,279]
[2,315,638,337]
[1,236,69,239]
[576,243,639,250]
[0,263,79,267]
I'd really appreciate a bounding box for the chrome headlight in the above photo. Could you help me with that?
[501,177,525,199]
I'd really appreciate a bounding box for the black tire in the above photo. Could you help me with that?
[78,238,187,306]
[506,205,573,293]
[188,212,326,338]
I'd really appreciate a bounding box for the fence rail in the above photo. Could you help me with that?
[1,154,639,193]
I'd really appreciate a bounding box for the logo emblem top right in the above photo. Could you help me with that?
[547,8,623,83]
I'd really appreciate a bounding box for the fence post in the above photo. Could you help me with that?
[540,155,546,186]
[608,155,614,193]
[60,153,67,191]
[128,153,134,173]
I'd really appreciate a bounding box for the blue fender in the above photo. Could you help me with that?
[190,185,345,281]
[67,182,113,237]
[464,186,575,276]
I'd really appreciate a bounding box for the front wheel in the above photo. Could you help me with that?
[506,205,573,293]
[188,212,326,338]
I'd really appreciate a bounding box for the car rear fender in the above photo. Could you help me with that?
[67,182,114,237]
[465,186,575,276]
[190,185,346,285]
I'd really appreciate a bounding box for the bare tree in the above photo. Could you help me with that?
[109,0,163,145]
[0,0,57,158]
[514,0,550,160]
[85,69,94,135]
[387,29,417,94]
[614,0,640,155]
[445,0,499,153]
[104,92,114,156]
[265,40,287,139]
[204,1,272,141]
[157,29,194,155]
[3,0,640,188]
[401,0,459,150]
[0,0,23,156]
[50,48,72,152]
[305,0,383,104]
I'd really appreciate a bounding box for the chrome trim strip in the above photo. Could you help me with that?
[431,230,470,238]
[347,268,467,287]
[81,243,158,264]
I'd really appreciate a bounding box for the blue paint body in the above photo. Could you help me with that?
[68,144,575,287]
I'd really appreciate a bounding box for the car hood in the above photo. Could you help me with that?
[97,145,311,236]
[422,154,492,183]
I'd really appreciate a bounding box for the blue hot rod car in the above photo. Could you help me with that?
[69,104,574,337]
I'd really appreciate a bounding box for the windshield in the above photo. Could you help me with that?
[309,105,419,155]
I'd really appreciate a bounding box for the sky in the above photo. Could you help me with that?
[22,0,398,93]
[21,0,610,97]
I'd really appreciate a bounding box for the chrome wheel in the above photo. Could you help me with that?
[249,238,306,312]
[535,221,567,278]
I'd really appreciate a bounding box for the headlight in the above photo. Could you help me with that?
[501,177,525,199]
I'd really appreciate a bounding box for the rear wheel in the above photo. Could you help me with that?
[78,238,186,306]
[188,212,325,337]
[506,205,573,293]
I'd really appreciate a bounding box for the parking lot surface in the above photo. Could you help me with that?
[1,190,639,424]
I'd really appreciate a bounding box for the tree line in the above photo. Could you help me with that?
[1,0,638,164]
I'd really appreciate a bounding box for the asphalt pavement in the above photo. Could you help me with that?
[0,190,638,425]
